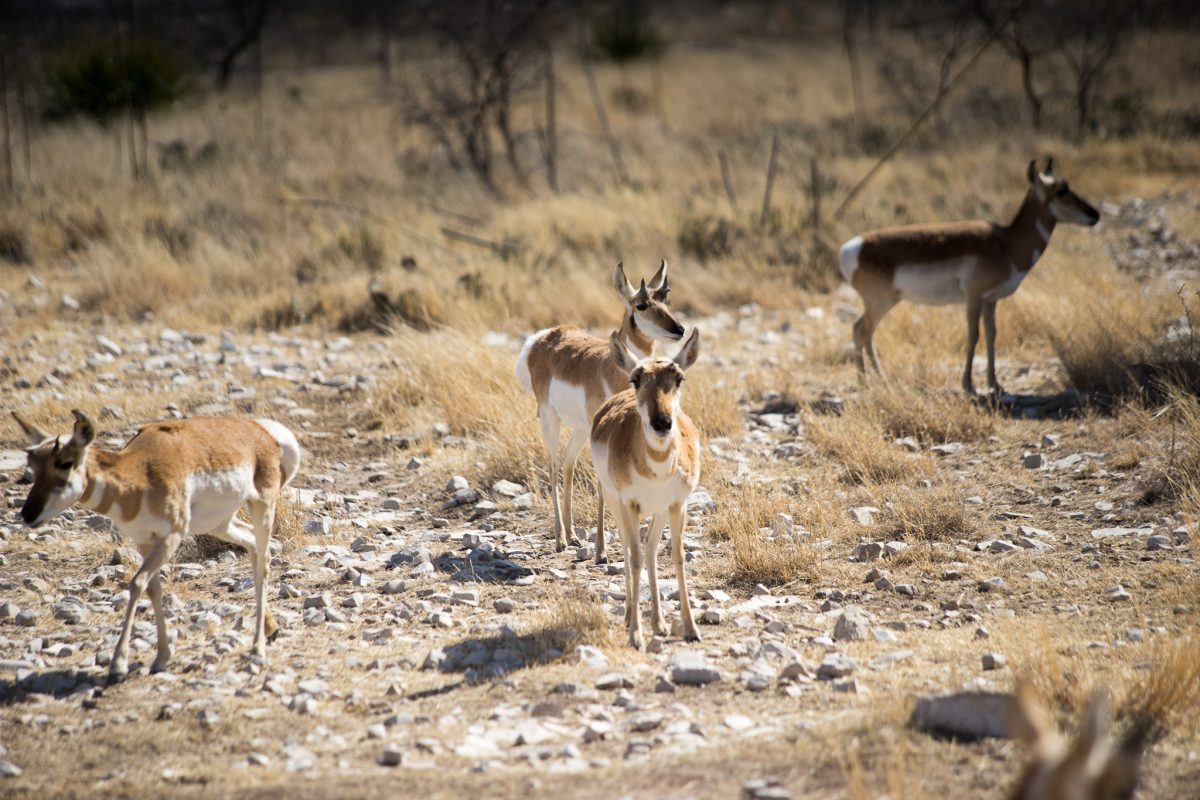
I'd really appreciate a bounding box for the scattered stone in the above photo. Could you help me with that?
[910,692,1011,740]
[379,744,403,767]
[833,606,871,642]
[1104,585,1132,603]
[1146,535,1172,551]
[303,518,333,536]
[931,442,963,456]
[977,577,1005,593]
[670,651,721,686]
[0,761,23,778]
[596,673,632,690]
[493,597,517,613]
[849,507,878,526]
[723,714,755,732]
[491,480,523,498]
[1023,453,1045,469]
[817,655,856,680]
[981,653,1006,671]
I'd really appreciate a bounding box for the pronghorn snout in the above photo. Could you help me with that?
[650,413,673,434]
[667,320,685,339]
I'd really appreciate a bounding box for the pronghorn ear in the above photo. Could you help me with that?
[673,327,701,371]
[1026,159,1038,184]
[609,331,638,375]
[647,260,668,292]
[1007,678,1054,752]
[1060,694,1109,777]
[612,262,636,302]
[12,411,52,446]
[68,409,96,451]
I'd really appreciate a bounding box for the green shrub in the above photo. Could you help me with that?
[46,40,189,124]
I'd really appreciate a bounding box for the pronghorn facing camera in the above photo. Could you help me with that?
[841,158,1100,395]
[1007,679,1151,800]
[11,411,301,681]
[516,261,685,560]
[591,327,702,650]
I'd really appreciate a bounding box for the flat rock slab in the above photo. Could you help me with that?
[910,692,1013,741]
[1091,527,1154,539]
[0,450,26,472]
[670,651,721,686]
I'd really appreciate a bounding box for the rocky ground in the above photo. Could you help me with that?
[1,296,1198,799]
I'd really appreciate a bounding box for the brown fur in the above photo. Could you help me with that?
[525,326,635,414]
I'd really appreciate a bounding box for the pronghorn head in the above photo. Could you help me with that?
[613,261,686,343]
[1007,679,1147,800]
[1027,158,1100,227]
[11,410,96,528]
[610,327,701,441]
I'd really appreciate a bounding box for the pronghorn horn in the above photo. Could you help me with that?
[648,259,668,291]
[1044,156,1055,175]
[613,262,635,300]
[11,411,51,446]
[68,409,97,449]
[1026,159,1038,184]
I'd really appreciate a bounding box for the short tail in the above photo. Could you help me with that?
[516,329,550,394]
[838,235,863,283]
[256,419,302,488]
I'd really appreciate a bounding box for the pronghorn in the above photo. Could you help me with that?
[591,327,702,650]
[516,261,685,560]
[1007,679,1151,800]
[840,158,1100,395]
[11,410,301,681]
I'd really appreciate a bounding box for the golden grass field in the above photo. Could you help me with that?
[1,9,1199,798]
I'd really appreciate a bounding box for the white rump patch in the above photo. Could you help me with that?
[893,260,974,306]
[255,419,302,487]
[838,236,863,282]
[515,328,553,394]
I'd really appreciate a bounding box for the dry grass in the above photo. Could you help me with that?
[805,407,929,485]
[860,377,998,444]
[871,482,978,546]
[525,585,614,661]
[707,483,819,587]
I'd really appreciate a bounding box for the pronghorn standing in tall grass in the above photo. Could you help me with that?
[591,328,702,649]
[516,262,685,560]
[1007,679,1152,800]
[840,158,1100,395]
[11,411,301,680]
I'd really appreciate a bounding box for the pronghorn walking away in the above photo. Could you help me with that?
[841,158,1100,395]
[591,328,702,650]
[516,261,685,560]
[11,411,301,681]
[1007,679,1151,800]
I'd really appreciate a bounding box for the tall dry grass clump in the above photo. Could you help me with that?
[707,483,818,587]
[805,406,928,485]
[873,483,977,546]
[372,327,540,487]
[859,376,997,444]
[525,585,614,661]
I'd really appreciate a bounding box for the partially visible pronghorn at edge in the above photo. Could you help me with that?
[516,261,685,560]
[840,158,1100,396]
[11,410,301,680]
[591,327,702,650]
[1008,678,1153,800]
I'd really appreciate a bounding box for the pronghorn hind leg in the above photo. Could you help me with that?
[142,546,171,674]
[560,428,589,548]
[669,504,699,642]
[538,408,567,551]
[982,301,1004,396]
[594,490,607,565]
[963,297,983,396]
[209,515,277,640]
[246,497,275,660]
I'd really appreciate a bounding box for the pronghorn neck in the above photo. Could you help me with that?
[77,449,134,516]
[618,311,656,360]
[1006,189,1057,273]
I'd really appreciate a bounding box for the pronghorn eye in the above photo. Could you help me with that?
[675,374,684,387]
[630,374,642,389]
[635,303,648,311]
[54,459,73,471]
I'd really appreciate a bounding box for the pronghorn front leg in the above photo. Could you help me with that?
[962,296,983,395]
[669,504,699,642]
[111,532,181,681]
[616,501,645,650]
[982,301,1003,396]
[644,513,668,638]
[142,547,172,674]
[594,490,607,565]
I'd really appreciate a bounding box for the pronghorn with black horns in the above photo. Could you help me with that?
[10,410,301,681]
[591,327,702,650]
[840,157,1100,395]
[516,261,685,560]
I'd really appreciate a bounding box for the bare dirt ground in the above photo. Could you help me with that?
[1,285,1197,799]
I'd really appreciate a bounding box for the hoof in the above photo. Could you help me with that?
[628,633,645,651]
[149,657,170,675]
[682,631,702,643]
[108,661,129,683]
[594,554,608,566]
[264,610,280,640]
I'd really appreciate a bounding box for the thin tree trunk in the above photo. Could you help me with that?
[760,133,780,227]
[809,157,821,245]
[254,33,265,148]
[17,70,31,184]
[1018,50,1042,130]
[139,111,149,180]
[651,60,667,130]
[541,45,558,193]
[842,1,866,125]
[0,46,12,195]
[582,55,628,187]
[718,148,738,214]
[128,110,139,182]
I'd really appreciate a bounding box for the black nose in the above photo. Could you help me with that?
[671,323,685,337]
[651,416,672,434]
[20,506,36,526]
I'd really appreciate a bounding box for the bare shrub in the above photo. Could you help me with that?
[806,408,927,485]
[708,483,818,587]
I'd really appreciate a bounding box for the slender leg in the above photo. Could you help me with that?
[594,490,607,565]
[209,515,278,640]
[560,429,588,549]
[852,313,870,375]
[538,408,566,551]
[857,285,897,379]
[110,532,181,681]
[963,296,983,395]
[616,501,644,650]
[246,498,275,659]
[669,504,699,642]
[644,513,668,638]
[982,301,1003,395]
[143,548,171,674]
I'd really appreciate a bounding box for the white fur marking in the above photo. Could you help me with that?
[893,259,974,306]
[255,418,301,487]
[515,328,554,394]
[839,236,863,282]
[547,377,592,432]
[187,466,258,535]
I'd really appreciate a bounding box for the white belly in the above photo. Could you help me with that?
[592,441,691,519]
[547,377,592,431]
[187,466,258,534]
[981,268,1025,301]
[893,260,974,306]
